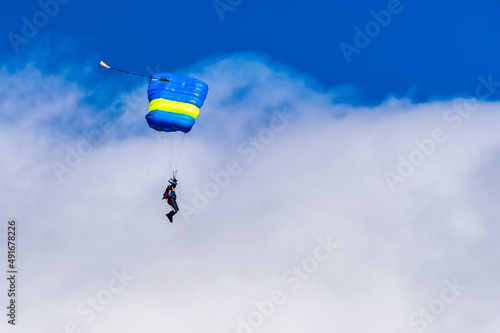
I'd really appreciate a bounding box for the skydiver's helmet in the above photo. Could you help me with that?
[169,178,178,186]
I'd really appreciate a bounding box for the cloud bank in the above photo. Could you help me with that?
[1,54,500,333]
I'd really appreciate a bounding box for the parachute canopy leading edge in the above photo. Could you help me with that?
[146,73,209,133]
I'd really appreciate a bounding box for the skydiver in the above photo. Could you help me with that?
[163,178,179,223]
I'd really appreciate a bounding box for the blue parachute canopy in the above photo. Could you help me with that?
[146,73,209,133]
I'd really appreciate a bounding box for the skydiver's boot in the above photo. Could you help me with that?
[166,211,173,223]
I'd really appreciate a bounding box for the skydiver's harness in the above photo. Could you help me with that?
[163,185,176,202]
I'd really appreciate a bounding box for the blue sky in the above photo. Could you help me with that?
[3,0,500,103]
[2,1,500,332]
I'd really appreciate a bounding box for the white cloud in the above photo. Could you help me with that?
[1,54,499,333]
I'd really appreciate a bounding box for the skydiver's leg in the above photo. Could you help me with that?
[167,201,179,221]
[170,201,179,216]
[166,201,176,222]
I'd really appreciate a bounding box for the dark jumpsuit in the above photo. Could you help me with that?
[164,185,179,216]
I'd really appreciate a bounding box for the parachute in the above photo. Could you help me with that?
[146,73,209,175]
[99,61,209,175]
[146,73,209,133]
